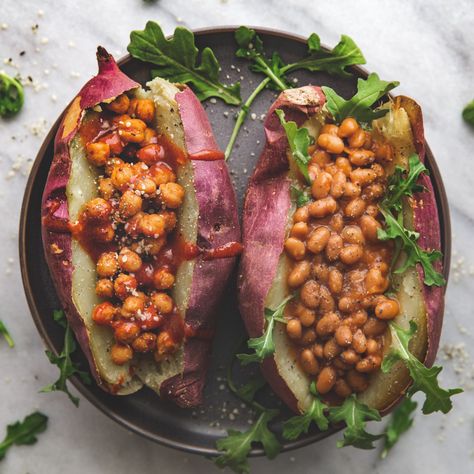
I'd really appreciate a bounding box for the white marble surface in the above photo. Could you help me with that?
[1,0,474,472]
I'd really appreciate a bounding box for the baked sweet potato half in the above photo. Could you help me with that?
[238,84,446,415]
[41,47,240,407]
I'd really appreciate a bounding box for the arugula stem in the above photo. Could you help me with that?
[225,77,270,160]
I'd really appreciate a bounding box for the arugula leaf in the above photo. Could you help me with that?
[128,21,241,105]
[382,321,462,414]
[328,395,383,449]
[0,412,48,461]
[0,72,24,117]
[378,207,445,287]
[215,409,281,473]
[237,295,293,365]
[40,310,91,407]
[462,99,474,126]
[290,185,311,207]
[322,73,399,124]
[283,383,329,439]
[276,109,312,183]
[381,397,417,458]
[286,33,366,78]
[235,375,267,404]
[0,320,14,348]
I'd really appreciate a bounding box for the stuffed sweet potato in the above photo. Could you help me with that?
[238,84,446,415]
[41,47,240,407]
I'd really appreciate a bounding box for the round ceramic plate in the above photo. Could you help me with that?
[19,26,451,456]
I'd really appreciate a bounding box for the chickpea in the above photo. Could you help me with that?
[141,127,158,146]
[330,171,346,199]
[118,118,147,143]
[135,237,165,256]
[350,168,377,186]
[312,260,330,284]
[328,268,343,294]
[335,325,353,347]
[86,142,110,167]
[321,124,339,135]
[128,98,156,123]
[149,162,176,186]
[98,178,115,200]
[138,213,166,238]
[111,163,135,191]
[135,144,164,167]
[300,280,320,309]
[329,213,344,232]
[134,177,158,197]
[356,355,382,373]
[306,226,331,254]
[316,366,337,394]
[344,181,361,198]
[91,224,115,243]
[363,317,387,337]
[344,198,366,219]
[335,157,352,177]
[311,149,332,167]
[115,322,140,344]
[346,370,369,393]
[334,379,352,398]
[286,318,302,340]
[323,338,341,359]
[153,267,175,290]
[308,197,337,219]
[284,237,306,261]
[119,190,142,218]
[83,197,112,222]
[338,117,359,138]
[349,149,375,166]
[161,211,177,231]
[311,172,332,199]
[338,296,359,313]
[105,94,130,114]
[290,222,309,240]
[300,349,320,375]
[375,297,400,320]
[352,329,367,353]
[132,332,157,353]
[359,214,381,242]
[325,233,343,261]
[92,302,116,325]
[151,292,174,314]
[365,267,389,294]
[160,182,185,209]
[340,244,364,265]
[111,344,133,365]
[121,295,146,318]
[316,312,340,336]
[114,273,138,300]
[118,248,142,273]
[317,133,344,154]
[287,261,311,288]
[97,252,119,277]
[293,205,309,223]
[366,338,380,355]
[340,349,360,365]
[105,157,124,177]
[155,331,179,361]
[297,305,316,327]
[95,279,114,299]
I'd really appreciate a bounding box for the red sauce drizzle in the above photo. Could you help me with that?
[189,149,225,161]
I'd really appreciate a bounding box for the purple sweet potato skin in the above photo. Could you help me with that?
[399,96,445,367]
[159,87,240,407]
[238,86,326,412]
[41,48,139,388]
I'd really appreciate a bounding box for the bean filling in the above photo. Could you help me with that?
[284,117,399,400]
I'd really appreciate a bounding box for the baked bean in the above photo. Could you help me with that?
[333,358,350,371]
[335,325,353,347]
[300,349,320,375]
[366,338,380,355]
[363,317,387,337]
[341,225,365,245]
[136,144,165,166]
[83,198,112,222]
[365,267,389,294]
[286,319,303,340]
[128,98,155,123]
[288,261,311,287]
[344,181,361,198]
[335,157,352,176]
[371,163,385,178]
[300,280,320,309]
[86,142,110,167]
[151,292,174,314]
[359,214,381,242]
[97,252,119,277]
[334,379,352,398]
[373,142,393,162]
[110,344,133,365]
[340,349,360,365]
[323,338,341,359]
[329,213,344,232]
[138,213,166,238]
[290,222,309,239]
[344,198,366,219]
[319,285,336,312]
[363,131,373,149]
[328,268,343,294]
[375,297,400,320]
[316,312,340,336]
[132,332,157,353]
[95,279,114,299]
[362,183,385,201]
[338,296,360,313]
[308,197,337,218]
[285,237,306,261]
[330,171,346,198]
[311,171,332,199]
[121,295,146,318]
[297,305,316,327]
[365,204,380,217]
[293,205,309,223]
[301,329,317,345]
[106,94,130,114]
[351,309,368,326]
[340,244,364,265]
[321,124,339,135]
[308,164,321,182]
[153,267,175,290]
[346,370,369,392]
[325,233,343,261]
[118,248,142,273]
[352,329,367,353]
[311,149,332,167]
[115,322,140,344]
[350,168,377,186]
[356,355,382,373]
[118,118,147,143]
[313,343,324,359]
[316,366,337,394]
[92,302,116,325]
[349,149,375,166]
[338,117,359,138]
[114,273,137,300]
[317,133,344,154]
[348,128,366,148]
[312,261,329,284]
[306,226,331,254]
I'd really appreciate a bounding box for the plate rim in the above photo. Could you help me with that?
[18,25,451,457]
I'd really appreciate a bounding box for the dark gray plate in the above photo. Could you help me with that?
[19,26,451,456]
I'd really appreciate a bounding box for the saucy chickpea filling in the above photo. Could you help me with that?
[283,117,399,401]
[76,92,187,367]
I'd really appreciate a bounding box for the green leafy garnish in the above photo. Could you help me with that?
[382,321,462,414]
[215,409,281,474]
[290,185,311,207]
[381,397,417,458]
[0,320,14,348]
[237,295,293,365]
[235,375,267,404]
[40,310,91,407]
[322,73,399,124]
[0,72,24,117]
[128,21,241,105]
[0,412,48,461]
[328,395,382,449]
[283,383,329,439]
[276,109,312,183]
[462,99,474,126]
